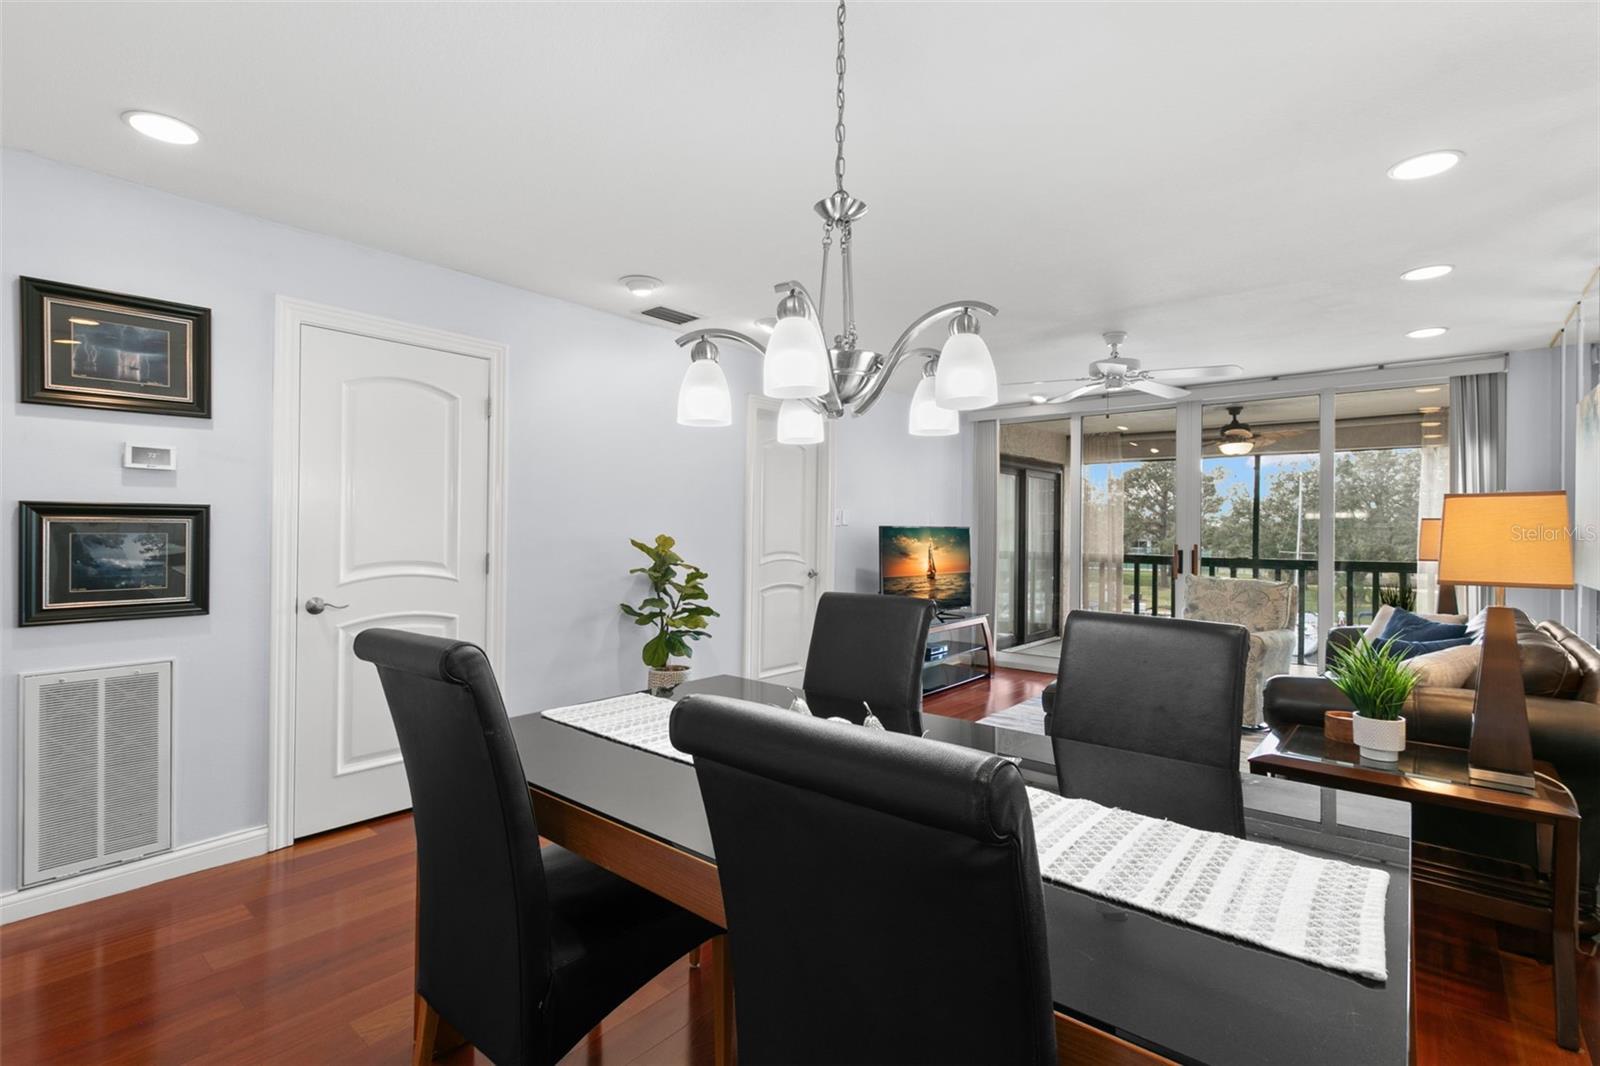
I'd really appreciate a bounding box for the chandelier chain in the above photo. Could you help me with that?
[833,0,847,193]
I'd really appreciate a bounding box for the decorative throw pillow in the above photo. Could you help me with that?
[1377,607,1469,644]
[1404,643,1481,688]
[1385,635,1473,660]
[1362,605,1467,643]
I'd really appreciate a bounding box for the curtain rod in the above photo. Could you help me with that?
[1548,265,1600,347]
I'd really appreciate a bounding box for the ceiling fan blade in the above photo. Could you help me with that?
[1001,376,1093,388]
[1126,378,1190,400]
[1046,381,1109,403]
[1145,364,1244,383]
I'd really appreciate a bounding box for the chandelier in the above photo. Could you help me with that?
[674,0,999,443]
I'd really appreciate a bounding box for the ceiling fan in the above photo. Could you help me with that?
[1211,404,1309,455]
[1007,331,1243,403]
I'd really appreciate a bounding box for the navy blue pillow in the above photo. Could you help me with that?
[1381,635,1473,660]
[1378,607,1468,644]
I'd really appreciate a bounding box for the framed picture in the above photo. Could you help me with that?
[19,277,211,418]
[18,502,210,626]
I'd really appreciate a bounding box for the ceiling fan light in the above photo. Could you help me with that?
[676,356,731,427]
[1218,440,1255,456]
[909,375,960,436]
[776,399,825,445]
[934,330,998,411]
[763,314,830,399]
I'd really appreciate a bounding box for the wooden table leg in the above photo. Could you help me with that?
[711,934,735,1066]
[1551,819,1579,1051]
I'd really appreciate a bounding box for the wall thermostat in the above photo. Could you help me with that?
[123,443,177,470]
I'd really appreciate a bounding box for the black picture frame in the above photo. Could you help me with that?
[18,502,210,626]
[19,277,212,418]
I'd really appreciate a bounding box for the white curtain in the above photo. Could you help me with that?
[1416,443,1449,612]
[1081,432,1126,613]
[1448,371,1507,615]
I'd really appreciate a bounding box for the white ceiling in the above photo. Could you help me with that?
[4,2,1595,397]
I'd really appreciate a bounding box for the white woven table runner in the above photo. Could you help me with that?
[539,696,1389,980]
[1027,788,1389,981]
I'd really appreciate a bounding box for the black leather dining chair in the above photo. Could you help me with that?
[353,629,718,1066]
[670,694,1057,1066]
[801,591,936,734]
[1047,610,1250,837]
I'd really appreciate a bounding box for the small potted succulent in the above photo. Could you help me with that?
[1326,636,1417,762]
[619,534,718,694]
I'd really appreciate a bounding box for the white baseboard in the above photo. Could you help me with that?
[0,824,269,925]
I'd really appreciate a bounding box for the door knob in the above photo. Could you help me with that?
[304,596,349,615]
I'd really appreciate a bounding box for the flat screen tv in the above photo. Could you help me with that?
[879,526,972,613]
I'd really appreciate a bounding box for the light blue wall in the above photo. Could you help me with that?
[1,149,962,894]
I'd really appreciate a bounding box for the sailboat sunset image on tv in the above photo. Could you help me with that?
[878,526,972,610]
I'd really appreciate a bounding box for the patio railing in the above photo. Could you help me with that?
[1114,554,1419,664]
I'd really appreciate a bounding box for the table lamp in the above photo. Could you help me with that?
[1416,517,1458,613]
[1436,491,1574,790]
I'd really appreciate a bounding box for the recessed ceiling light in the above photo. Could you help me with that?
[1387,150,1463,181]
[1029,394,1047,404]
[618,274,662,297]
[1400,265,1453,282]
[1414,386,1442,393]
[1418,405,1442,414]
[122,110,200,145]
[1115,425,1130,431]
[1423,433,1443,440]
[1406,327,1448,340]
[1420,420,1442,427]
[1149,447,1159,454]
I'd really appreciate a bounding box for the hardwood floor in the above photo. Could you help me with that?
[2,667,1595,1065]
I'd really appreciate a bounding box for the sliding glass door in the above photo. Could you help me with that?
[1028,374,1454,670]
[998,460,1062,647]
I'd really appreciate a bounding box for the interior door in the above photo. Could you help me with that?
[292,325,492,838]
[746,403,825,684]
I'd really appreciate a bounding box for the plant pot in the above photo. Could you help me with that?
[1351,712,1406,763]
[647,664,690,696]
[1323,710,1355,744]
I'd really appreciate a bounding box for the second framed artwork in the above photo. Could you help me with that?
[19,277,212,418]
[18,502,210,626]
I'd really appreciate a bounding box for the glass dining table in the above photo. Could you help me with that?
[510,675,1412,1066]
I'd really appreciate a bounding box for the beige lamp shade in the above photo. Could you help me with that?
[1417,517,1442,562]
[1436,492,1575,589]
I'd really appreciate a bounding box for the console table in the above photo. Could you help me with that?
[1249,725,1581,1050]
[922,613,996,695]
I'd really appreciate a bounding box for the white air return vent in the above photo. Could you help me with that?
[22,662,171,887]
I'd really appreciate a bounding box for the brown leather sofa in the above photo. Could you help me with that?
[1263,612,1600,926]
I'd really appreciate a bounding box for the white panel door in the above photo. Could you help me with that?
[747,404,824,682]
[292,325,491,838]
[745,398,825,681]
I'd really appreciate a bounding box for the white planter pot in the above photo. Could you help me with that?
[647,664,690,695]
[1352,712,1406,763]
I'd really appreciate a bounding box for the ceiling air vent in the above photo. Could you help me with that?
[640,305,699,326]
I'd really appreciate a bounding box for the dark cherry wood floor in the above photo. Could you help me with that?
[2,667,1596,1064]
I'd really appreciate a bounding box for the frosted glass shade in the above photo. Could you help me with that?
[1436,492,1574,588]
[934,330,997,410]
[676,358,731,427]
[776,399,825,445]
[908,375,959,436]
[1217,439,1254,456]
[763,315,830,399]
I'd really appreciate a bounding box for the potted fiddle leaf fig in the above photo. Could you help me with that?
[619,534,718,694]
[1326,636,1417,762]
